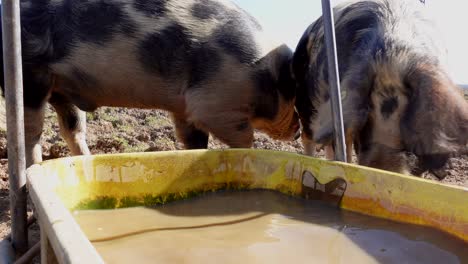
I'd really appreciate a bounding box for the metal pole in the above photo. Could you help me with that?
[321,0,347,162]
[2,0,28,257]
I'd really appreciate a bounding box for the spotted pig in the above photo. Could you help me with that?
[0,0,300,166]
[292,0,468,176]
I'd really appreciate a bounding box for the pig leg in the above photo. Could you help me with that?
[302,136,316,156]
[24,105,46,167]
[173,116,209,149]
[49,93,90,156]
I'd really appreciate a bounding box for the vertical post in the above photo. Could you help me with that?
[41,224,58,264]
[321,0,347,162]
[2,0,28,257]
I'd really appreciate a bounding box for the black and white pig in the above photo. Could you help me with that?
[0,0,301,167]
[292,0,468,176]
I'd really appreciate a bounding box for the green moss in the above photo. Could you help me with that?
[126,142,150,153]
[145,116,171,127]
[119,196,143,208]
[100,111,123,128]
[76,196,118,210]
[113,136,129,149]
[151,138,175,150]
[72,182,257,210]
[86,112,99,121]
[118,124,133,133]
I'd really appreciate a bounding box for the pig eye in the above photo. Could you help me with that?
[340,89,347,101]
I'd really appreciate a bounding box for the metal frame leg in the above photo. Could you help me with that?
[2,0,28,257]
[321,0,347,162]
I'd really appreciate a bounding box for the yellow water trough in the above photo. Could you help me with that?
[26,149,468,263]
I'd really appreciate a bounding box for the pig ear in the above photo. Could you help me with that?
[400,63,468,169]
[275,46,296,101]
[254,44,293,75]
[254,44,296,100]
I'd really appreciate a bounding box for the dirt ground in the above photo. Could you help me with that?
[0,102,467,261]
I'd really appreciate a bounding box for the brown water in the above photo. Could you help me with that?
[73,190,467,264]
